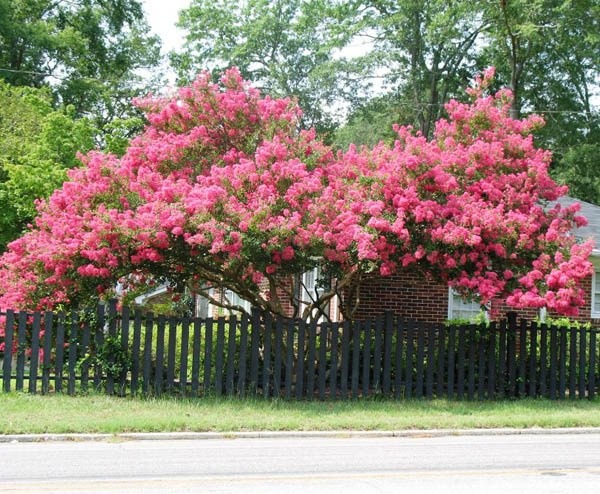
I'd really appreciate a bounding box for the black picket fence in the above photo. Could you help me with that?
[1,301,599,400]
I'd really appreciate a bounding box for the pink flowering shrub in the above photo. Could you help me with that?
[0,67,593,322]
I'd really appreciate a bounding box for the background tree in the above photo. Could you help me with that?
[0,0,161,131]
[479,0,600,203]
[0,81,95,250]
[333,0,488,138]
[172,0,357,134]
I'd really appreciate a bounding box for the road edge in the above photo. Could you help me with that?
[3,427,600,443]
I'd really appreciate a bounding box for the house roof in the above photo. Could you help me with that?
[554,196,600,255]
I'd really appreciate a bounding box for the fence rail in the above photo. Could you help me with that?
[1,301,599,400]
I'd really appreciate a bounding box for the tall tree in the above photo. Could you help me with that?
[0,0,161,129]
[335,0,488,137]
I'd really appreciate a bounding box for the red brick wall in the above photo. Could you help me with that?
[348,272,449,323]
[346,271,598,325]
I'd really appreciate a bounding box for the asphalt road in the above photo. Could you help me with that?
[1,433,599,493]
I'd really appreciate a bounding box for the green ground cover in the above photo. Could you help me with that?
[2,394,600,434]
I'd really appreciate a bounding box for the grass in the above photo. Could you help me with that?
[2,393,600,434]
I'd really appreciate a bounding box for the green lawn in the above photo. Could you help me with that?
[2,393,600,434]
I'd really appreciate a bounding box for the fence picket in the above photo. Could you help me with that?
[382,313,393,395]
[273,317,283,398]
[166,317,177,394]
[351,321,361,399]
[16,311,27,391]
[549,326,558,399]
[226,315,237,396]
[295,319,306,399]
[180,318,190,396]
[261,313,273,398]
[2,310,14,392]
[318,323,328,400]
[249,310,261,395]
[497,320,507,398]
[54,312,65,393]
[67,313,78,395]
[94,304,105,390]
[130,311,142,395]
[340,320,350,398]
[29,312,41,394]
[528,322,537,398]
[106,300,118,395]
[579,328,586,399]
[285,319,294,400]
[361,319,371,397]
[41,312,53,394]
[426,325,435,399]
[306,319,317,398]
[477,326,486,401]
[142,313,154,395]
[155,316,166,396]
[415,326,425,398]
[405,321,415,399]
[373,317,383,393]
[487,323,497,399]
[330,322,339,399]
[191,318,202,396]
[394,319,404,399]
[518,319,527,397]
[559,327,567,399]
[569,327,577,399]
[215,318,225,396]
[237,313,249,397]
[456,326,468,400]
[467,326,476,400]
[589,331,597,399]
[539,324,548,398]
[447,326,461,400]
[203,319,214,396]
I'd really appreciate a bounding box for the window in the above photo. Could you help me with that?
[300,267,327,321]
[592,268,600,318]
[447,288,487,322]
[223,288,252,315]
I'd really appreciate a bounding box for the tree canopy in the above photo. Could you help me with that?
[0,81,96,249]
[0,0,161,127]
[0,69,592,319]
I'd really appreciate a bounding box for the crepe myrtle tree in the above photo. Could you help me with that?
[0,67,592,323]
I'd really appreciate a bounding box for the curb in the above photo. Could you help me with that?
[3,427,600,443]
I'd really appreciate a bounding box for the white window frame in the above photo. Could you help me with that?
[591,260,600,319]
[223,288,252,315]
[447,288,488,322]
[300,267,328,322]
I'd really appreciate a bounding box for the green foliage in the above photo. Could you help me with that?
[0,82,96,249]
[78,332,132,383]
[445,311,490,328]
[536,315,592,330]
[0,0,161,129]
[552,144,600,205]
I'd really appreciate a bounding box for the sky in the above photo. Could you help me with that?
[142,0,192,53]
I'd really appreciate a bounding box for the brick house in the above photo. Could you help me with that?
[350,197,600,325]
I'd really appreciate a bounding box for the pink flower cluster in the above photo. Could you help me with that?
[0,67,593,320]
